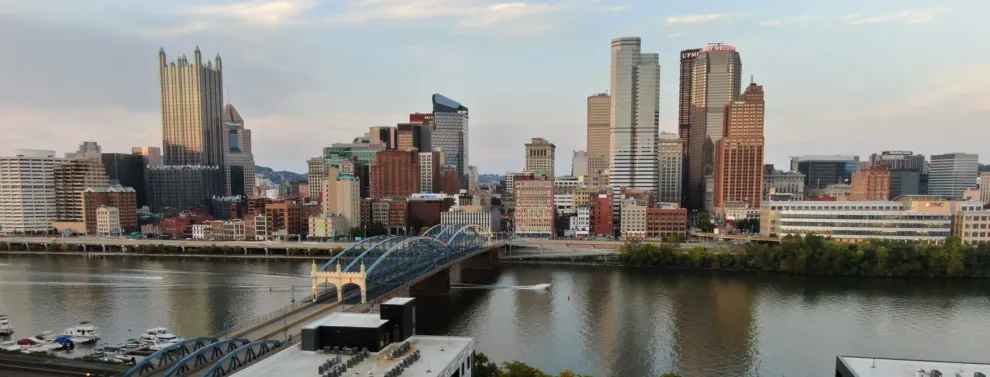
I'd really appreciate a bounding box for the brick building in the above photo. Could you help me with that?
[437,168,462,194]
[646,207,688,239]
[513,175,555,237]
[850,166,891,201]
[591,190,615,237]
[713,83,765,216]
[81,186,138,235]
[265,201,304,238]
[387,200,409,235]
[370,150,420,198]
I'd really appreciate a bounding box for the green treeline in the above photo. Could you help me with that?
[619,236,990,278]
[471,352,680,377]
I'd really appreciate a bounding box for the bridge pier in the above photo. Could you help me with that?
[457,247,501,284]
[244,247,248,255]
[410,268,450,297]
[264,248,269,255]
[101,245,106,252]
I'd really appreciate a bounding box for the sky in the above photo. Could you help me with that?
[0,0,987,174]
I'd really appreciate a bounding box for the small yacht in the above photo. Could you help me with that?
[144,327,180,342]
[1,340,21,352]
[62,322,100,344]
[0,315,13,335]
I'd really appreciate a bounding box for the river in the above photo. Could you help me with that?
[1,254,989,376]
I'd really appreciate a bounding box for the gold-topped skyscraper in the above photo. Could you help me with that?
[158,47,225,169]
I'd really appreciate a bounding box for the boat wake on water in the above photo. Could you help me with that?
[451,283,551,290]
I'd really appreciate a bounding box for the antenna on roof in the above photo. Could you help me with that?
[750,74,755,85]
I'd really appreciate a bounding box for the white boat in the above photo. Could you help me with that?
[144,327,180,342]
[62,322,100,344]
[0,315,13,336]
[0,340,21,352]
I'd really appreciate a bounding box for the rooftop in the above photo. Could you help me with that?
[302,312,389,330]
[383,297,415,305]
[232,335,474,377]
[838,356,990,377]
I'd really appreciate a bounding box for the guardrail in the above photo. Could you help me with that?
[210,300,307,340]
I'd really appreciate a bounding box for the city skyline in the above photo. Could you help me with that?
[0,1,988,174]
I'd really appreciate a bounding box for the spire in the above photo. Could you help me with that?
[750,74,755,85]
[195,45,201,54]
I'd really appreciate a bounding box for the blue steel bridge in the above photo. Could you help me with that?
[311,223,495,304]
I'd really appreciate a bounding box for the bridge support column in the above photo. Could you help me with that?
[410,268,450,297]
[265,248,269,255]
[244,247,248,255]
[81,244,86,252]
[101,245,106,252]
[458,247,501,284]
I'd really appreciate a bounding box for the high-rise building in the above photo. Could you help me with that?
[324,142,385,165]
[869,151,925,171]
[65,142,102,160]
[609,37,660,194]
[980,172,990,204]
[132,146,163,167]
[82,186,137,234]
[888,169,922,200]
[419,151,441,193]
[159,47,225,168]
[409,113,434,126]
[525,138,556,177]
[658,132,683,203]
[791,155,860,191]
[0,150,66,234]
[590,190,615,237]
[571,151,588,177]
[713,83,764,214]
[437,168,462,194]
[929,153,979,198]
[147,165,223,213]
[370,150,420,198]
[513,175,555,237]
[321,170,360,230]
[101,153,147,207]
[307,157,328,200]
[368,126,398,150]
[397,123,432,152]
[54,158,110,222]
[467,165,479,191]
[678,48,701,157]
[850,166,891,201]
[586,93,611,176]
[431,94,468,181]
[265,201,303,238]
[687,43,742,210]
[223,104,256,197]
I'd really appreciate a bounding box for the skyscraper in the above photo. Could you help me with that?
[159,47,225,168]
[397,123,432,152]
[0,150,66,234]
[687,43,742,210]
[929,153,979,198]
[678,48,701,206]
[368,126,398,150]
[586,93,611,176]
[132,146,163,167]
[712,83,764,214]
[572,151,589,177]
[431,94,468,182]
[223,104,256,197]
[658,132,683,203]
[608,37,660,195]
[525,138,556,177]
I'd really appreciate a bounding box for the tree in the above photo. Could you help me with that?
[473,352,500,377]
[419,226,431,236]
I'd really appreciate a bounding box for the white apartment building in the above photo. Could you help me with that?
[620,198,647,239]
[419,152,436,193]
[929,153,978,198]
[371,201,389,226]
[980,172,990,205]
[553,176,582,215]
[761,196,987,244]
[0,150,66,234]
[192,224,207,240]
[96,206,121,236]
[309,214,348,239]
[441,206,501,233]
[253,214,270,240]
[571,206,590,237]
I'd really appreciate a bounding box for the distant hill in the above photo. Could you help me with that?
[256,165,307,183]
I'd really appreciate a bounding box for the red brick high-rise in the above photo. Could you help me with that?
[370,150,420,198]
[437,168,462,194]
[850,166,891,201]
[591,190,615,237]
[713,83,765,214]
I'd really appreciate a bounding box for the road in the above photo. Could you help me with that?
[0,236,354,250]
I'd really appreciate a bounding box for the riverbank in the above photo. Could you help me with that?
[0,250,333,260]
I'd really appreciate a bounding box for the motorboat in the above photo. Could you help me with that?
[144,327,180,342]
[62,322,100,344]
[1,340,21,352]
[0,315,13,336]
[148,340,178,351]
[15,337,41,346]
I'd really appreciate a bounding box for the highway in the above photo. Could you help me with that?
[0,236,353,250]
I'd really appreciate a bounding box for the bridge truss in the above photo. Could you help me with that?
[312,224,493,303]
[123,337,218,377]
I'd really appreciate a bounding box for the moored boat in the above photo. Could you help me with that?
[0,340,21,352]
[62,322,100,344]
[0,315,13,336]
[144,327,181,342]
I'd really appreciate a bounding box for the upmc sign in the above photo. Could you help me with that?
[681,49,700,59]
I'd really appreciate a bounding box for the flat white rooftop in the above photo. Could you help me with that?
[383,297,415,305]
[302,312,390,329]
[839,356,990,377]
[232,336,475,377]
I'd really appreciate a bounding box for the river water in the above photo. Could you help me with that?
[1,255,989,376]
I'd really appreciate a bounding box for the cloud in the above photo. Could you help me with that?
[665,13,724,25]
[143,21,212,36]
[189,0,318,27]
[327,0,565,30]
[843,9,946,25]
[756,16,816,27]
[842,64,990,120]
